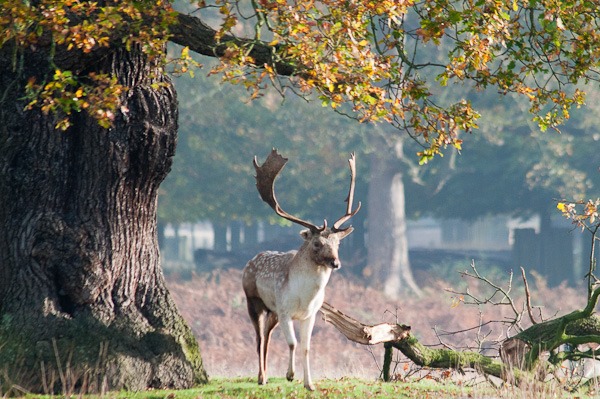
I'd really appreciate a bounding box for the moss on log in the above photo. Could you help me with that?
[322,288,600,385]
[391,337,522,381]
[501,287,600,371]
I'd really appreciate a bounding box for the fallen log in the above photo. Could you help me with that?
[319,301,411,345]
[320,296,600,385]
[319,301,520,382]
[391,337,521,382]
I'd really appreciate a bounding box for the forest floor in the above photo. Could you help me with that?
[166,265,586,385]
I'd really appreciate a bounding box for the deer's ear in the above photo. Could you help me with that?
[336,227,354,240]
[300,229,312,240]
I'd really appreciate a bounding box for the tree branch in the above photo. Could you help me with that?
[501,287,600,370]
[168,12,296,76]
[319,302,411,345]
[521,267,538,325]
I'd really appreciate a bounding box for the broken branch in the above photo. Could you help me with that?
[319,302,410,345]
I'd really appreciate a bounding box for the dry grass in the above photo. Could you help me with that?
[167,266,587,384]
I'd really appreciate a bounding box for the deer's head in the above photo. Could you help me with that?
[299,228,353,269]
[254,149,361,270]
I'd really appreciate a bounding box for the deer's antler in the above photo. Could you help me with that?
[332,152,362,231]
[254,149,326,233]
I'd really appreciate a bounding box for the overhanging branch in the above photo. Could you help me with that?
[168,12,297,76]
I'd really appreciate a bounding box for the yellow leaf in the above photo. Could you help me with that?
[268,39,279,46]
[557,202,566,211]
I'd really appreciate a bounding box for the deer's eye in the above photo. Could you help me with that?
[313,241,322,250]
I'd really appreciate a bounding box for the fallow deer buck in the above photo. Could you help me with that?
[242,149,361,391]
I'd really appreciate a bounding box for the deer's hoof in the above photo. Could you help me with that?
[304,382,316,391]
[286,371,294,381]
[258,374,267,385]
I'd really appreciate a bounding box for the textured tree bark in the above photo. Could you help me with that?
[0,42,207,392]
[366,139,422,297]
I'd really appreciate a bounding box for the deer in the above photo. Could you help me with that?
[242,149,361,391]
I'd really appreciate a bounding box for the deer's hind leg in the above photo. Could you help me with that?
[262,310,278,382]
[247,297,279,385]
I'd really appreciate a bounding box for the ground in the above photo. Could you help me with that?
[166,267,585,381]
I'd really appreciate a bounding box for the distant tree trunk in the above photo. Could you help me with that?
[366,139,422,297]
[244,221,259,247]
[230,221,242,251]
[0,43,207,391]
[213,222,228,252]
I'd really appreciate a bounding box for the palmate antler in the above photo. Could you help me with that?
[253,149,361,233]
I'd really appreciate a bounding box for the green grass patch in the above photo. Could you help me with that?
[17,376,600,398]
[110,377,482,399]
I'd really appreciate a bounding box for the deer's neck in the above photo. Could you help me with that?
[289,249,332,288]
[280,251,331,319]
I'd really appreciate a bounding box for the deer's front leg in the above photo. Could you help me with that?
[299,314,317,391]
[280,315,297,381]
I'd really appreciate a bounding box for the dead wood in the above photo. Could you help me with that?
[320,301,526,382]
[319,302,410,345]
[320,286,600,386]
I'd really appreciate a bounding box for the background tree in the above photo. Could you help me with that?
[189,0,599,296]
[166,3,600,295]
[163,57,421,296]
[160,57,369,247]
[407,90,600,285]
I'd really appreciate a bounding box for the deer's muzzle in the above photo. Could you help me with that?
[328,258,341,269]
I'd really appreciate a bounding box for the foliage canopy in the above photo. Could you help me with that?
[3,0,600,162]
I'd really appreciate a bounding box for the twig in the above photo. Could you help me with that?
[521,267,538,325]
[433,325,455,350]
[474,311,494,353]
[588,224,599,301]
[447,261,526,332]
[435,319,497,337]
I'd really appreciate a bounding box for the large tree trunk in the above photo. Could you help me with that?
[366,139,421,297]
[0,43,207,392]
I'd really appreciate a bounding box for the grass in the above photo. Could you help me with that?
[106,377,486,399]
[14,376,600,398]
[13,377,488,399]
